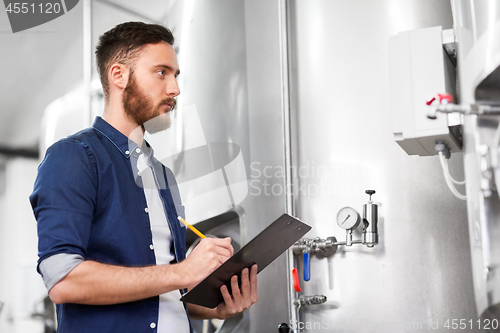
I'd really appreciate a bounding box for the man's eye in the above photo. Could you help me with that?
[158,70,165,76]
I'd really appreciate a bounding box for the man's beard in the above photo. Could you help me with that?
[122,72,176,134]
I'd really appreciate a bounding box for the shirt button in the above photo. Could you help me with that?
[149,244,154,250]
[136,148,141,154]
[145,207,149,213]
[150,322,156,329]
[125,150,130,155]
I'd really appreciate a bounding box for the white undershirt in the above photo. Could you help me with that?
[137,153,190,333]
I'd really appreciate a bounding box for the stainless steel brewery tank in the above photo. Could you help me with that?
[287,1,480,331]
[163,0,485,332]
[454,0,500,322]
[163,1,291,332]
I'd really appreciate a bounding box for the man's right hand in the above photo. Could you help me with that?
[179,237,234,289]
[48,237,234,305]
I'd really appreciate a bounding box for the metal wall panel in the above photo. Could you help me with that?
[454,0,500,321]
[160,1,483,331]
[288,0,481,332]
[162,0,251,223]
[163,0,290,331]
[242,2,291,331]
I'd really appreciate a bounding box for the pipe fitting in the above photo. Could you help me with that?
[293,237,338,255]
[294,295,327,307]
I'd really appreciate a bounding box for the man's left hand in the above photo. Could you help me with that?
[215,264,258,319]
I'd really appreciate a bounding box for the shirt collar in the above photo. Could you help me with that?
[92,116,154,160]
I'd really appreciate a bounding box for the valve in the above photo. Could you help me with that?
[293,237,338,283]
[303,251,311,282]
[362,190,378,247]
[426,93,452,105]
[292,268,302,292]
[427,93,453,119]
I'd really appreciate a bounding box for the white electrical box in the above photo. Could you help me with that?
[388,26,461,156]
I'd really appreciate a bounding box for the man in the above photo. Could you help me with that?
[30,21,257,332]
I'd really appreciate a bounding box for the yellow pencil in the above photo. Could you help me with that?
[177,216,206,239]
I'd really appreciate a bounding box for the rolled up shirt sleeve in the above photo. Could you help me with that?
[39,253,85,291]
[30,139,97,277]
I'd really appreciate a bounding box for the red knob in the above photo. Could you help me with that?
[292,268,302,292]
[426,93,452,105]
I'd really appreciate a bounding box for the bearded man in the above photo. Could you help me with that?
[29,21,257,333]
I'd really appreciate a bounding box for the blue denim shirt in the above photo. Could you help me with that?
[30,116,190,333]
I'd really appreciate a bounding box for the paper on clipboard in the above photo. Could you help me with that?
[180,213,311,308]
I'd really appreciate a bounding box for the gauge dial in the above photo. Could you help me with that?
[336,207,361,230]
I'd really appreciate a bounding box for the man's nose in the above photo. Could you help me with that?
[167,77,180,97]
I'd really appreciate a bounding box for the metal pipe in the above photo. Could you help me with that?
[428,103,500,119]
[293,237,338,254]
[279,0,292,214]
[278,0,297,330]
[294,295,327,307]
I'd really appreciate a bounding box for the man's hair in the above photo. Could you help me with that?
[95,21,175,101]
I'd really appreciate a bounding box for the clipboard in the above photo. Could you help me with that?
[180,213,311,308]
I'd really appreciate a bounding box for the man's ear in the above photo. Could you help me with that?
[109,63,130,90]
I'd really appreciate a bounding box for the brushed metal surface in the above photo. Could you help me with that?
[162,1,290,331]
[462,115,500,321]
[243,2,292,332]
[454,0,500,321]
[161,0,251,224]
[158,1,486,332]
[187,216,245,333]
[453,0,500,105]
[288,0,481,332]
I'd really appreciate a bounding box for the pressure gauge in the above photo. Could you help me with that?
[336,207,361,230]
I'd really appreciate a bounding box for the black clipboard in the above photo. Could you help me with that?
[180,213,311,308]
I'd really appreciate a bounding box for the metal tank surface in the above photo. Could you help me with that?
[454,0,500,322]
[161,1,291,332]
[287,0,481,332]
[160,0,488,332]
